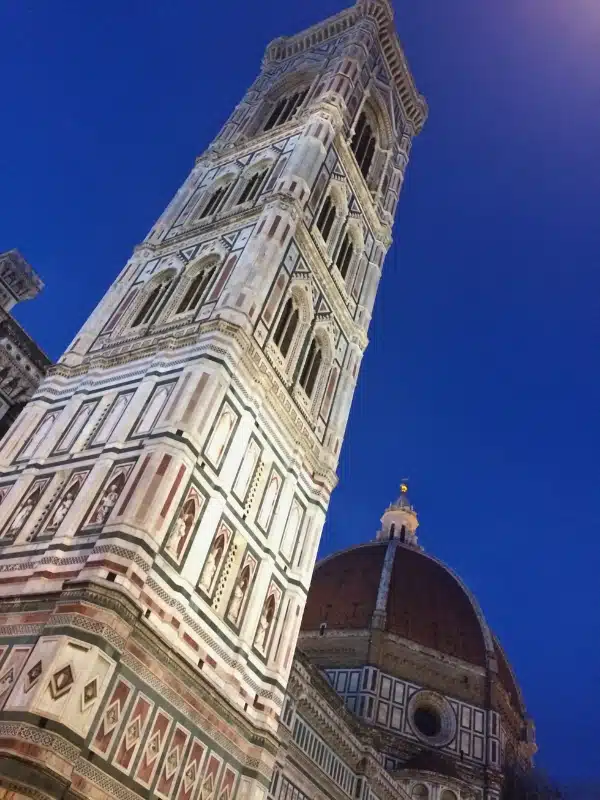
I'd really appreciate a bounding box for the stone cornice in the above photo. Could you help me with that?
[262,1,426,133]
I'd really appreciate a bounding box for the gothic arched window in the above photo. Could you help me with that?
[273,297,299,358]
[335,232,354,279]
[237,169,268,205]
[176,264,216,314]
[299,337,323,398]
[263,88,308,132]
[132,279,171,328]
[198,184,229,219]
[351,112,376,181]
[316,195,336,242]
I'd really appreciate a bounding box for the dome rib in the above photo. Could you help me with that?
[302,541,496,670]
[386,545,492,667]
[301,542,387,631]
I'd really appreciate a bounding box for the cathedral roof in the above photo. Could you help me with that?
[302,541,489,667]
[301,505,525,715]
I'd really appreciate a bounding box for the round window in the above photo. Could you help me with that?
[407,690,457,747]
[413,706,442,738]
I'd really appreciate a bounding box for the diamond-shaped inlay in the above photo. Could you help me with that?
[24,660,43,694]
[183,762,197,792]
[125,717,142,751]
[203,774,214,796]
[0,667,14,691]
[164,745,180,779]
[49,664,74,700]
[103,699,121,733]
[145,731,161,765]
[81,676,99,711]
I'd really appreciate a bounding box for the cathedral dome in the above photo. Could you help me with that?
[300,488,526,720]
[301,540,489,668]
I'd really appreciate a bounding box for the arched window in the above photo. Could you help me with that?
[335,232,354,279]
[351,112,376,180]
[273,297,299,358]
[299,337,323,398]
[237,169,268,205]
[176,264,216,314]
[440,791,457,800]
[411,786,429,800]
[198,184,228,219]
[316,195,336,242]
[132,280,171,328]
[263,89,308,132]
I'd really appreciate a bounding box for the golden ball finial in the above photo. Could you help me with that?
[400,482,408,494]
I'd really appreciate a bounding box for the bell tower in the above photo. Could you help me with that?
[0,2,425,799]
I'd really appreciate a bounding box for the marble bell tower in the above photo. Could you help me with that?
[0,1,426,798]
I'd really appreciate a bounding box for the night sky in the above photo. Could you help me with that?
[2,0,599,784]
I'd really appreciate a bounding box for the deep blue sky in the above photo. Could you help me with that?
[2,0,599,783]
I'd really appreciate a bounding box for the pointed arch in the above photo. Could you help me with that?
[19,411,59,460]
[173,255,221,316]
[257,470,282,531]
[254,71,318,134]
[128,268,176,330]
[135,384,173,435]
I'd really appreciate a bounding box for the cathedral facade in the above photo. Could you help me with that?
[0,2,532,800]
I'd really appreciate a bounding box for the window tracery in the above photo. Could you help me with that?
[273,297,299,358]
[131,278,172,328]
[334,231,354,279]
[316,195,336,242]
[236,168,268,205]
[197,184,229,219]
[176,262,217,315]
[263,88,308,132]
[299,336,323,399]
[351,112,377,181]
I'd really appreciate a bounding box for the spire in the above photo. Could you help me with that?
[377,481,420,547]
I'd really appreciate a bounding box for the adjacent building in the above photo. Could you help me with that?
[0,250,51,438]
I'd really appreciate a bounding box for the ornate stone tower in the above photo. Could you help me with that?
[0,2,425,799]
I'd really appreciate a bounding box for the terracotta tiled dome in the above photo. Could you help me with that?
[302,541,489,667]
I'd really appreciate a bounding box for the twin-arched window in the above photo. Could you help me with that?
[263,88,308,132]
[198,184,229,219]
[299,337,323,398]
[335,231,354,279]
[237,169,268,205]
[316,195,336,242]
[131,279,172,327]
[272,297,299,357]
[176,264,216,314]
[351,112,376,181]
[271,297,325,401]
